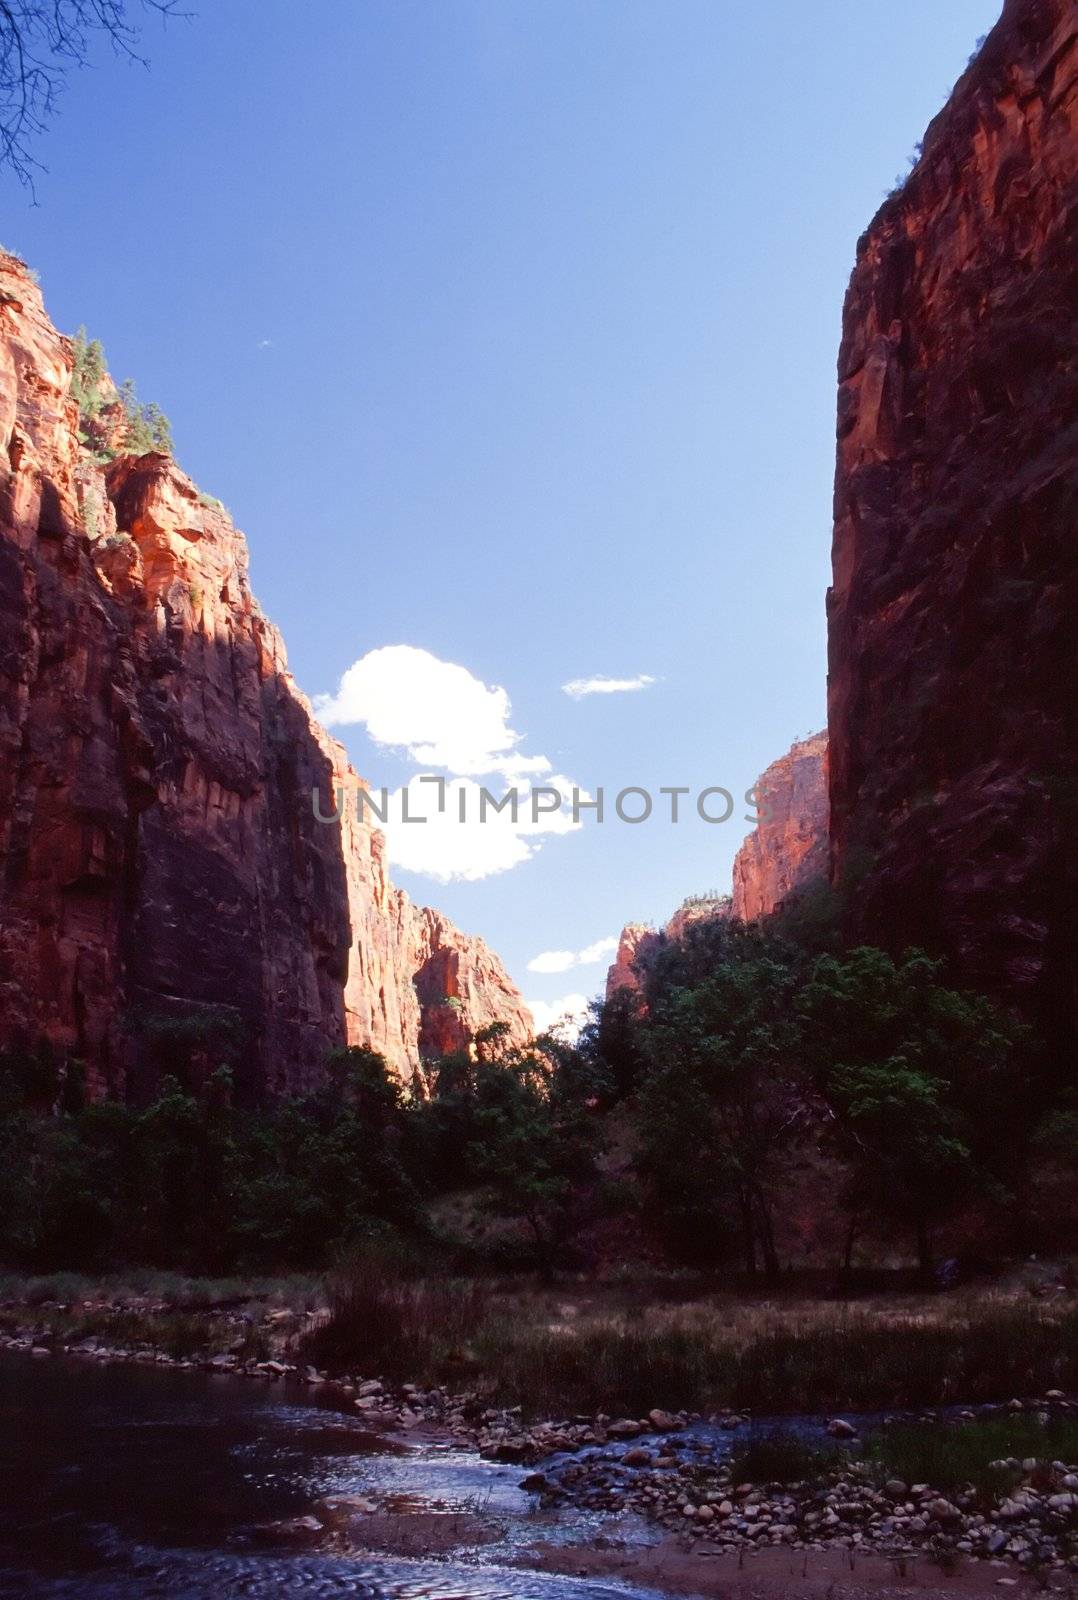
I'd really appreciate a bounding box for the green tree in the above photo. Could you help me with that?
[70,326,110,421]
[638,948,810,1276]
[225,1048,421,1270]
[798,948,1026,1274]
[469,1041,599,1276]
[118,376,173,456]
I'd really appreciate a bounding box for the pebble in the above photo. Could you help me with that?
[3,1320,1076,1576]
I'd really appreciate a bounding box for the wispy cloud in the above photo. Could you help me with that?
[527,936,617,974]
[562,673,655,699]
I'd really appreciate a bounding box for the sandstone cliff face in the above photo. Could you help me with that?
[731,731,829,922]
[826,0,1076,1033]
[0,257,530,1094]
[605,731,830,998]
[605,923,663,1002]
[400,899,535,1060]
[605,898,730,1003]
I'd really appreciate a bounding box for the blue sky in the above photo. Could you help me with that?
[6,0,1002,1027]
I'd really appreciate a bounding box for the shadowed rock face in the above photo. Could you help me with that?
[605,923,664,1003]
[605,899,731,1004]
[826,0,1077,1035]
[0,257,531,1096]
[732,732,829,923]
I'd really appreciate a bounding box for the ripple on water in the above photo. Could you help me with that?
[0,1354,649,1600]
[0,1548,649,1600]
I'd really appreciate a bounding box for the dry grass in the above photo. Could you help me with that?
[298,1264,1076,1416]
[5,1266,1074,1422]
[300,1252,488,1380]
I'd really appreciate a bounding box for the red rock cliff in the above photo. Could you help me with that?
[826,0,1076,1033]
[605,923,663,1003]
[731,731,829,922]
[0,258,531,1094]
[400,900,535,1060]
[605,898,730,1003]
[606,731,829,996]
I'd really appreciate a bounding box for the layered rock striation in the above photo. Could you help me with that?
[826,0,1077,1034]
[0,257,531,1096]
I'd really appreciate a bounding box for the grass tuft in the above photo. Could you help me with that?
[300,1251,488,1381]
[866,1413,1078,1499]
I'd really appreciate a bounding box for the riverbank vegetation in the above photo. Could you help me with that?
[0,908,1073,1414]
[4,1257,1075,1419]
[0,919,1070,1282]
[864,1413,1078,1500]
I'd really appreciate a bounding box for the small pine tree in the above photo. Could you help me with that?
[144,401,173,454]
[70,339,176,460]
[118,377,173,457]
[70,327,111,421]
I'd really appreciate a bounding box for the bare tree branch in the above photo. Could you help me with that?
[0,1,188,195]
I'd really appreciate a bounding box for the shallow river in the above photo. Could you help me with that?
[0,1352,644,1600]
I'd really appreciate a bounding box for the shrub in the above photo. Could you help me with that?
[97,531,136,556]
[301,1248,488,1380]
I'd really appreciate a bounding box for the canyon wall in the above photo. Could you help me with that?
[606,733,829,999]
[403,902,536,1060]
[605,898,733,1003]
[731,731,828,922]
[826,0,1076,1035]
[0,257,531,1096]
[605,923,665,1003]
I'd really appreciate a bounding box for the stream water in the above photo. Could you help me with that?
[2,1349,1020,1598]
[0,1352,644,1600]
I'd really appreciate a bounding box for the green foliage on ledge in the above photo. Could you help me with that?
[71,326,173,459]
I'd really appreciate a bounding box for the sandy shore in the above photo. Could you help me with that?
[518,1535,1073,1597]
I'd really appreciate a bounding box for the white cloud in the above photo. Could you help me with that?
[315,646,585,882]
[561,673,655,699]
[526,992,592,1039]
[527,951,575,974]
[316,645,550,780]
[527,935,617,974]
[378,774,579,884]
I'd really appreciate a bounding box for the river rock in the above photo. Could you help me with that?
[927,1498,962,1523]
